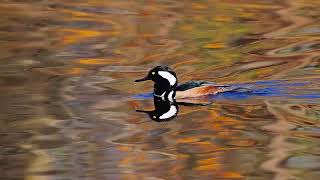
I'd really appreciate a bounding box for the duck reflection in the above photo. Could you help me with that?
[136,97,178,122]
[136,97,212,122]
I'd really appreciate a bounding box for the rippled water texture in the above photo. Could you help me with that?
[1,0,320,179]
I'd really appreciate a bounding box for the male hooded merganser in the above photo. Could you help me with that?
[135,65,251,100]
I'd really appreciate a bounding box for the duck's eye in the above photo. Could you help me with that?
[152,72,155,75]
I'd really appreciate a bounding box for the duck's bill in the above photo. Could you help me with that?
[135,76,149,82]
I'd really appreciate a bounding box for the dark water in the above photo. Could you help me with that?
[1,0,320,179]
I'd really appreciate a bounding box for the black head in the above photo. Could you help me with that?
[136,97,178,122]
[135,66,178,96]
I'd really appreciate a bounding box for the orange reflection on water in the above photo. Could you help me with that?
[0,0,319,179]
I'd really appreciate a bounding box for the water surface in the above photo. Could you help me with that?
[1,0,320,179]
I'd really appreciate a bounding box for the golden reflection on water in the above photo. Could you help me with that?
[0,0,319,179]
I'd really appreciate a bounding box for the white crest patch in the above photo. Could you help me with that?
[159,105,177,119]
[168,90,175,102]
[158,71,176,86]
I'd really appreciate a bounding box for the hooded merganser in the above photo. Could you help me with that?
[135,65,251,100]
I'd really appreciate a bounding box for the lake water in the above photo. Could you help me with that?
[1,0,320,179]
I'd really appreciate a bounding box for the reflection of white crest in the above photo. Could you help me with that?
[159,105,177,119]
[158,71,176,86]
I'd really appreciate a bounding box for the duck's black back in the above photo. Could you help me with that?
[175,81,211,91]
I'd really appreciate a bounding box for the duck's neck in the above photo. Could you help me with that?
[154,83,170,96]
[154,83,176,101]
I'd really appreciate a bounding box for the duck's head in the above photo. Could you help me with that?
[135,66,177,98]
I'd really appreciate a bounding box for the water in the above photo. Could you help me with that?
[0,0,319,179]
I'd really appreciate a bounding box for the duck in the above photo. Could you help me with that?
[135,65,252,101]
